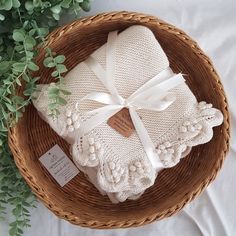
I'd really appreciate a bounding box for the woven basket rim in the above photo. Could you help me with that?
[8,11,230,228]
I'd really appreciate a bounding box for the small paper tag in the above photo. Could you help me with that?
[39,144,79,187]
[107,108,135,138]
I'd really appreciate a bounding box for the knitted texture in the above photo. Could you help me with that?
[33,25,223,203]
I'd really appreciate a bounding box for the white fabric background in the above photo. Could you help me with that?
[1,0,236,235]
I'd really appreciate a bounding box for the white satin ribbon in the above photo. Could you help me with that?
[78,30,185,170]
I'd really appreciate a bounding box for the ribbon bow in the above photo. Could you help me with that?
[78,30,185,170]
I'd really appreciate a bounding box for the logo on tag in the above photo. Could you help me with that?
[107,108,135,138]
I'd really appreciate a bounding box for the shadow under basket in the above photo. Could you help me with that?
[8,12,230,229]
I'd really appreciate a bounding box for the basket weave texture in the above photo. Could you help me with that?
[8,12,230,229]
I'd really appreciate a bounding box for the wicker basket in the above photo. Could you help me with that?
[8,12,230,228]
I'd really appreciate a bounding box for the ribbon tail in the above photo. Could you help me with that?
[129,73,185,103]
[129,107,163,170]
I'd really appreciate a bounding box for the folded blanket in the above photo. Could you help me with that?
[33,25,223,203]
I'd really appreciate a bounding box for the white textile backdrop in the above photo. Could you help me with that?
[1,0,236,235]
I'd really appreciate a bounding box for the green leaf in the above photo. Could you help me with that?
[16,77,22,86]
[48,86,59,95]
[45,47,51,54]
[22,74,30,82]
[42,1,51,8]
[23,20,29,28]
[37,27,49,37]
[48,62,56,68]
[57,97,67,105]
[29,29,36,36]
[27,61,39,71]
[31,76,40,83]
[9,222,17,227]
[0,0,13,10]
[13,205,22,216]
[56,64,67,73]
[7,45,14,56]
[1,107,8,120]
[12,0,21,8]
[25,1,34,11]
[22,207,30,214]
[60,89,71,95]
[13,30,25,42]
[13,62,26,72]
[6,103,16,112]
[25,36,36,50]
[52,13,60,20]
[0,61,10,69]
[15,44,24,52]
[33,0,41,7]
[50,5,61,14]
[43,57,53,67]
[0,61,10,73]
[80,0,91,12]
[61,0,72,8]
[0,13,5,21]
[48,94,58,99]
[15,111,23,122]
[54,55,65,64]
[51,70,59,77]
[22,202,31,207]
[0,172,5,181]
[18,228,24,234]
[26,51,34,59]
[9,226,18,236]
[2,93,12,102]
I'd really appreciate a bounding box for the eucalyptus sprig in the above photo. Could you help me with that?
[0,0,91,235]
[34,21,71,117]
[0,135,37,236]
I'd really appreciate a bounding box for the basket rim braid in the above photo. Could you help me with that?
[8,11,230,229]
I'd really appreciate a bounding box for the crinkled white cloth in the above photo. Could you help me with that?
[1,0,236,235]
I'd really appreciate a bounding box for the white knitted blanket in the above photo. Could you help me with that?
[33,25,223,203]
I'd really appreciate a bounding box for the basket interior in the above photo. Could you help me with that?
[12,16,228,226]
